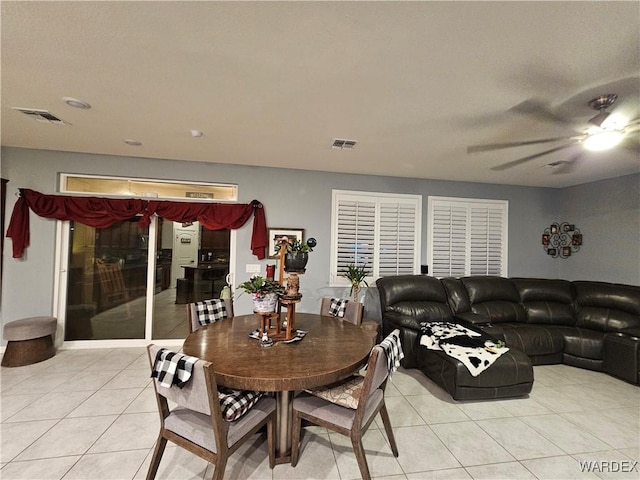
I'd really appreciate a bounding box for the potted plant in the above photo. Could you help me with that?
[275,237,317,273]
[237,275,284,313]
[342,264,370,302]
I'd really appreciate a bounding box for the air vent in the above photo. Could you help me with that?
[12,108,69,125]
[331,138,357,150]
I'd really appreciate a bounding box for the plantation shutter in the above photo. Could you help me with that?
[331,191,421,286]
[379,200,418,276]
[428,197,508,277]
[335,198,376,274]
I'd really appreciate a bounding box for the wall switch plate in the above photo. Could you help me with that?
[246,264,262,273]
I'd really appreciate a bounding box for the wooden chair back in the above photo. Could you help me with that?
[187,298,234,333]
[320,297,364,326]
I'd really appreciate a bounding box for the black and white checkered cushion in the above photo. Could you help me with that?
[195,299,228,326]
[378,329,404,376]
[329,297,349,318]
[218,387,264,422]
[151,348,199,389]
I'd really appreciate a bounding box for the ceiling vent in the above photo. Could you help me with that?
[331,138,357,150]
[12,107,69,125]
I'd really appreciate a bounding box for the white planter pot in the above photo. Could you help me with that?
[252,293,278,313]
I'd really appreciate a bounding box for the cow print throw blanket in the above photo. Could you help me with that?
[419,321,509,377]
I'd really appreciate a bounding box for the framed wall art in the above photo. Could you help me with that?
[268,228,304,258]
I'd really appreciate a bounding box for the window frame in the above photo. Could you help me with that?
[330,189,422,287]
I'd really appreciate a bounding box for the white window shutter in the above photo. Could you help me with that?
[379,201,417,276]
[336,199,376,275]
[428,197,507,277]
[331,191,421,286]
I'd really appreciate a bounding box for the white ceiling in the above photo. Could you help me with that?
[2,1,639,188]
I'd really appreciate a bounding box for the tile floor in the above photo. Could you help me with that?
[1,347,639,479]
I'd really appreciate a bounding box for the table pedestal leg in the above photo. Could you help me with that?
[275,390,293,464]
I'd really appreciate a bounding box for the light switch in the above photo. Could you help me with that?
[246,264,262,273]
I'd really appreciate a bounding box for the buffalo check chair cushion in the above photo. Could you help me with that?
[329,298,349,318]
[320,297,364,326]
[378,329,404,375]
[151,348,199,388]
[195,299,228,326]
[218,387,264,422]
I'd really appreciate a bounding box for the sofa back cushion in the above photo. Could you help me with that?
[441,277,471,314]
[574,281,640,332]
[460,276,527,323]
[376,275,453,322]
[512,278,576,326]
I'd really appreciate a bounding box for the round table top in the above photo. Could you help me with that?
[182,313,373,392]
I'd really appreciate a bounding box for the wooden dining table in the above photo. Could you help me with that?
[182,312,374,464]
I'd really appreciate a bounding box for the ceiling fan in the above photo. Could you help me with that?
[468,93,640,172]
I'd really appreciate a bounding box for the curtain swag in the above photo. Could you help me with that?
[7,188,268,260]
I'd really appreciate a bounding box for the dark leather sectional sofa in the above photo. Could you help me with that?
[377,275,640,400]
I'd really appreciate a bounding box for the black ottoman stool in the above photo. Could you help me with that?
[417,344,534,401]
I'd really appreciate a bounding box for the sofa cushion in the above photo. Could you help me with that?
[512,278,576,326]
[481,323,564,357]
[441,277,471,314]
[377,275,453,323]
[574,281,640,332]
[549,326,604,360]
[461,276,527,323]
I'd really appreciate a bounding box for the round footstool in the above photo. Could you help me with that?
[2,316,57,367]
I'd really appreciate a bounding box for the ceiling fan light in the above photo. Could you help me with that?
[583,129,623,151]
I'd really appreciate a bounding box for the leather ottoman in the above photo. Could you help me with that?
[417,344,534,401]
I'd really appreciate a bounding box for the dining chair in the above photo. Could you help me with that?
[320,297,379,344]
[320,297,364,326]
[291,330,402,480]
[146,344,275,480]
[187,298,234,333]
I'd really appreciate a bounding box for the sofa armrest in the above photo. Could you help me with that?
[620,326,640,338]
[382,311,424,331]
[454,311,491,325]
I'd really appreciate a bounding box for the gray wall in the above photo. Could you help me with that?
[558,173,640,285]
[2,147,638,339]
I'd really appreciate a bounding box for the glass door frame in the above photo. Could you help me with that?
[54,216,236,348]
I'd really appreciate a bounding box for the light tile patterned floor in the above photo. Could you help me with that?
[1,347,639,479]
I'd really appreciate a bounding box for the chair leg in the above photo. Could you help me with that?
[267,415,276,469]
[212,456,228,480]
[146,435,168,480]
[290,409,302,467]
[350,436,371,480]
[379,403,398,457]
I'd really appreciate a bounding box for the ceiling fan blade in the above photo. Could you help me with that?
[490,143,578,171]
[509,99,574,124]
[621,132,640,153]
[550,153,581,174]
[468,136,578,154]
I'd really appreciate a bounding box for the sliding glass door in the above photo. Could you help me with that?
[63,216,232,342]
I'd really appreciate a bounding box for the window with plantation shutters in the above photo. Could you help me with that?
[427,196,508,278]
[331,190,421,286]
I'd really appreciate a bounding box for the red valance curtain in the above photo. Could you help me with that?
[7,188,268,259]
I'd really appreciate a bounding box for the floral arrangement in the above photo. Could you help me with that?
[275,236,317,254]
[237,275,284,299]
